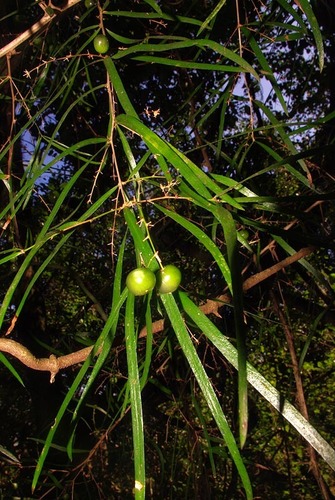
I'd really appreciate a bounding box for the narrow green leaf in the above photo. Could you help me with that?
[71,237,128,419]
[142,0,162,14]
[197,0,228,35]
[0,353,25,386]
[112,39,259,80]
[0,170,118,330]
[66,426,77,462]
[214,80,235,160]
[296,0,324,71]
[254,102,311,185]
[117,113,243,208]
[104,57,138,117]
[213,206,248,448]
[125,293,146,499]
[192,394,217,476]
[117,115,208,198]
[179,292,335,471]
[118,126,140,178]
[106,29,143,45]
[0,444,20,464]
[32,292,127,491]
[140,300,153,389]
[210,174,257,198]
[298,309,328,371]
[155,203,232,291]
[0,248,24,265]
[106,11,205,28]
[275,0,307,30]
[132,55,252,74]
[123,207,157,269]
[160,293,253,499]
[32,357,95,492]
[243,29,289,115]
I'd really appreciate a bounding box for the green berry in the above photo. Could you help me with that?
[126,268,156,296]
[156,265,181,294]
[93,34,109,54]
[33,36,42,48]
[239,229,249,240]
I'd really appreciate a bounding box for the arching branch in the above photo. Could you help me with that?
[0,246,315,382]
[0,338,95,383]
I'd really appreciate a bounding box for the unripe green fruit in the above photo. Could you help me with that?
[33,36,42,48]
[93,34,109,54]
[156,265,181,294]
[126,268,156,296]
[239,229,249,239]
[85,0,95,7]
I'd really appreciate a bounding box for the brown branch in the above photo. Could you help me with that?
[0,338,96,383]
[0,0,82,60]
[0,247,315,382]
[180,245,315,318]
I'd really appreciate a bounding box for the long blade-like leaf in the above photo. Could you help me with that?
[32,292,127,491]
[213,206,248,448]
[160,293,253,499]
[125,293,146,499]
[155,204,232,291]
[179,292,335,471]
